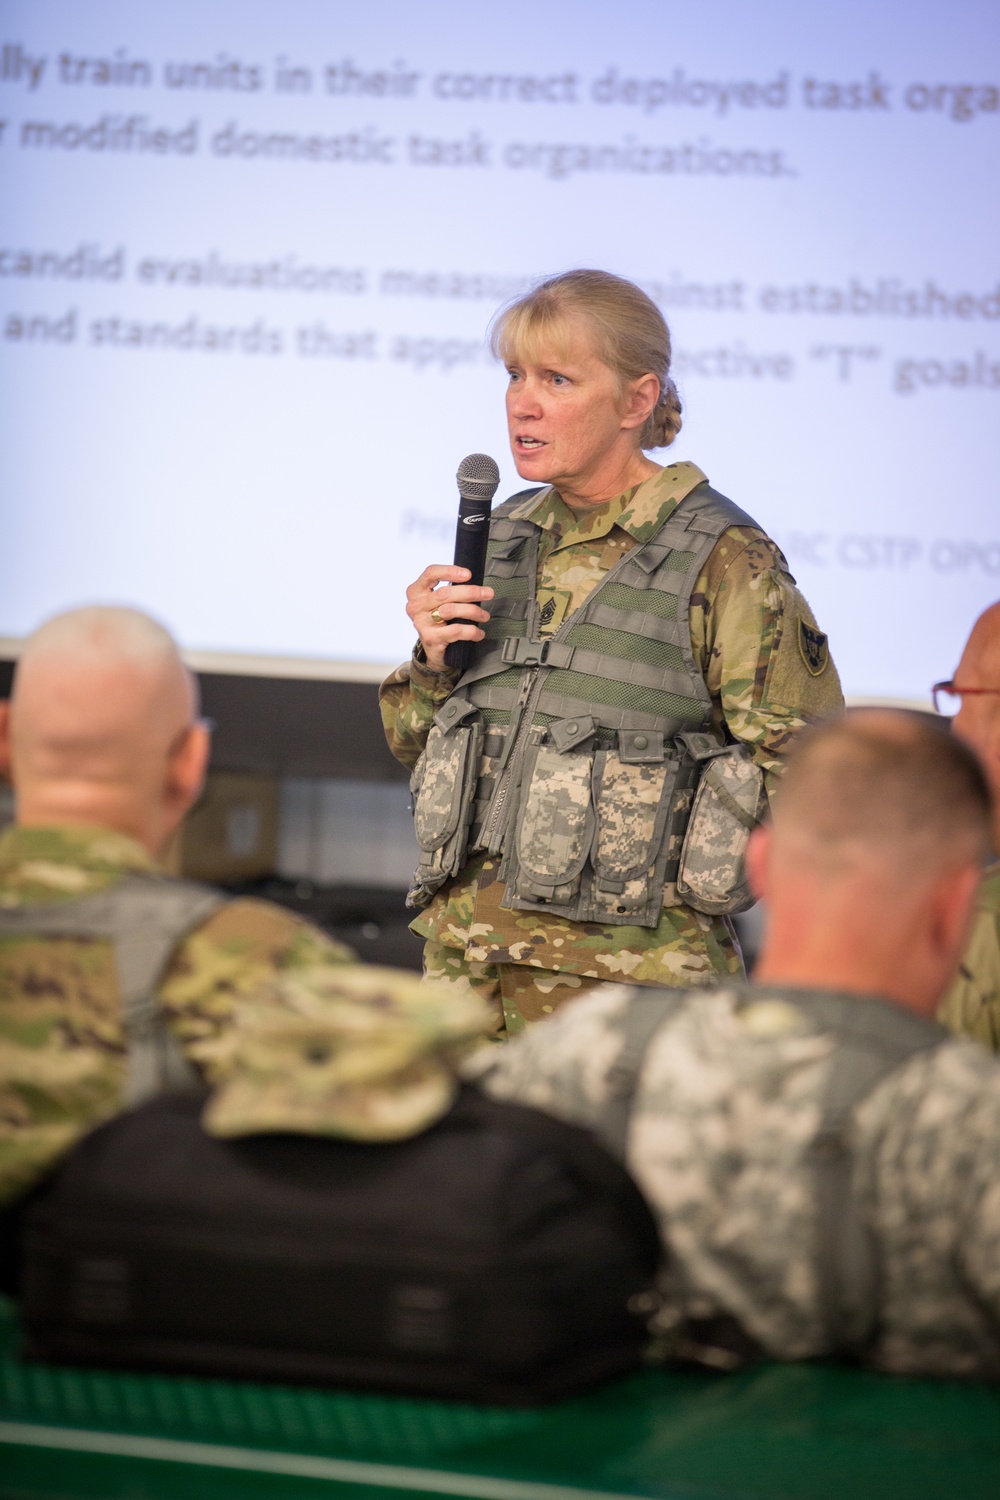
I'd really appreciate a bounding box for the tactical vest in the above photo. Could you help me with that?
[0,872,226,1106]
[409,482,766,925]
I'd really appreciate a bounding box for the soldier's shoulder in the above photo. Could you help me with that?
[705,524,785,580]
[173,896,356,971]
[937,894,1000,1048]
[876,1032,1000,1121]
[196,895,309,938]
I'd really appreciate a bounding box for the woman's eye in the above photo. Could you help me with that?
[551,373,568,387]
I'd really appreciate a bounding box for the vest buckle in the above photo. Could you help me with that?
[502,637,552,667]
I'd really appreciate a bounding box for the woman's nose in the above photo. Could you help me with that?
[509,381,542,417]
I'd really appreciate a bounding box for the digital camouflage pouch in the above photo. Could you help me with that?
[407,701,483,908]
[675,736,765,916]
[510,740,596,907]
[590,748,677,924]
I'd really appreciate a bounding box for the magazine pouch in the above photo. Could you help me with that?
[675,733,765,915]
[407,699,483,908]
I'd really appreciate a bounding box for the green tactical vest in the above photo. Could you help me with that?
[408,481,766,926]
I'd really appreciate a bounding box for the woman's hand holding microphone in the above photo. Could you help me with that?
[406,565,494,673]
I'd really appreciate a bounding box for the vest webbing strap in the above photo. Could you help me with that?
[0,873,227,1106]
[592,984,946,1360]
[791,991,946,1355]
[598,988,689,1160]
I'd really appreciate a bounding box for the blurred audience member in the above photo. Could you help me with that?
[0,607,487,1212]
[476,712,1000,1378]
[935,600,1000,1047]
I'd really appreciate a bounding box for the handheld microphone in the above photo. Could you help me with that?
[444,453,501,673]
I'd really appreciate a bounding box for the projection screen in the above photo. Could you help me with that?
[1,0,997,701]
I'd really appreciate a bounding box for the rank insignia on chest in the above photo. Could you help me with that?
[537,589,571,636]
[798,620,829,676]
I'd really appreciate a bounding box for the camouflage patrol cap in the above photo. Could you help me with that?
[200,964,492,1142]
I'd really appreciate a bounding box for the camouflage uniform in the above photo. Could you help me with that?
[475,981,1000,1378]
[0,825,490,1205]
[939,862,1000,1049]
[381,464,844,1034]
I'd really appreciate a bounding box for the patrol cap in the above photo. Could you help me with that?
[201,964,491,1142]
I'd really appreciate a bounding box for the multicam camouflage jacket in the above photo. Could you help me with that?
[0,825,490,1205]
[381,464,844,987]
[475,981,1000,1379]
[939,863,1000,1050]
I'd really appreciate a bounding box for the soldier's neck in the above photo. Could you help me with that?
[754,891,949,1022]
[554,450,661,512]
[15,782,171,859]
[754,948,934,1018]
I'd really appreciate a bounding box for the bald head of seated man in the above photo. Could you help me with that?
[937,599,1000,1048]
[1,604,212,859]
[476,710,1000,1379]
[0,607,488,1214]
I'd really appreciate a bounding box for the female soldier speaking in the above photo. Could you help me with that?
[381,270,843,1037]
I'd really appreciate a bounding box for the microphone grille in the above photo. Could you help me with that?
[456,452,501,501]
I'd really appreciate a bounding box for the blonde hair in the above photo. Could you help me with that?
[489,269,682,449]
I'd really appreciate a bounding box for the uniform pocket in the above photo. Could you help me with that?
[591,751,676,920]
[512,742,595,904]
[676,743,764,915]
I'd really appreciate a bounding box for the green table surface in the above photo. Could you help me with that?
[0,1298,998,1500]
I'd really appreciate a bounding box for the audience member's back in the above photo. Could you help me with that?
[477,712,1000,1378]
[0,607,488,1213]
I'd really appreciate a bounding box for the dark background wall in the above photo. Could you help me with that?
[0,661,407,782]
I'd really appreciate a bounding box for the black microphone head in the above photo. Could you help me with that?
[456,453,501,503]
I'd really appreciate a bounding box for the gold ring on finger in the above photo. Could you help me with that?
[430,607,444,626]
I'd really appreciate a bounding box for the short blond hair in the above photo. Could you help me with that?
[489,269,682,450]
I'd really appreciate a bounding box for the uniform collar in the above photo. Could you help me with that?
[726,981,946,1044]
[0,824,157,881]
[509,461,708,544]
[980,859,1000,908]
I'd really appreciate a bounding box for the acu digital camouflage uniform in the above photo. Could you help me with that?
[0,825,490,1206]
[476,981,1000,1379]
[939,862,1000,1049]
[381,463,844,1035]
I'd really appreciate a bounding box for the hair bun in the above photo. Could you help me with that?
[644,378,682,450]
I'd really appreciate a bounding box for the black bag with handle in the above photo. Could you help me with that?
[17,1085,660,1404]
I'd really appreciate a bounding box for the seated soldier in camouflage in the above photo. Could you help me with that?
[382,270,844,1038]
[935,600,1000,1048]
[0,607,488,1213]
[476,711,1000,1379]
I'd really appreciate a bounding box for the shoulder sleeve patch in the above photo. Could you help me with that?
[798,620,829,677]
[765,579,844,716]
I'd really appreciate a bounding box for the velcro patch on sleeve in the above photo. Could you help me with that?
[765,580,843,715]
[798,620,829,676]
